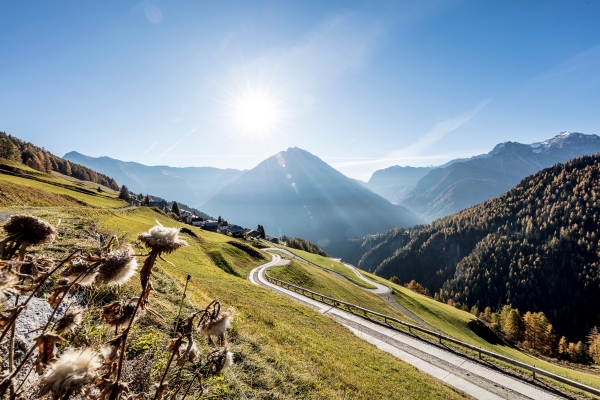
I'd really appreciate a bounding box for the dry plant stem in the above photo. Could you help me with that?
[42,261,102,332]
[0,249,83,345]
[0,341,37,397]
[8,295,19,373]
[173,274,191,337]
[111,252,159,400]
[13,364,34,394]
[153,342,179,400]
[181,371,201,400]
[168,381,185,400]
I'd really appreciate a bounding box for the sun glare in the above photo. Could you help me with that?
[234,93,278,136]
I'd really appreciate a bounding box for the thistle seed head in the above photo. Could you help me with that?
[39,347,101,399]
[101,300,139,329]
[3,215,57,246]
[61,258,97,286]
[95,245,138,286]
[54,306,85,335]
[137,222,187,254]
[199,307,234,338]
[207,347,233,375]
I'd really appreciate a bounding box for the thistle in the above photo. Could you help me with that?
[137,223,188,255]
[61,257,97,286]
[95,245,138,286]
[102,300,140,331]
[19,253,54,282]
[198,303,233,346]
[54,306,85,335]
[207,347,233,376]
[38,348,101,399]
[0,215,57,260]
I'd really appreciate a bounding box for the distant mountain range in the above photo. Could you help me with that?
[63,152,244,206]
[201,147,421,247]
[365,132,600,221]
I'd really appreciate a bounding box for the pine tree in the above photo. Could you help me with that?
[172,201,181,217]
[119,185,130,200]
[587,327,600,364]
[0,138,21,161]
[558,336,569,359]
[144,194,151,206]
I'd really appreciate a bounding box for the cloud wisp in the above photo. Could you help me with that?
[331,99,490,169]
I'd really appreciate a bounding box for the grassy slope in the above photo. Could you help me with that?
[273,245,376,289]
[0,160,124,209]
[0,165,466,399]
[362,271,600,390]
[268,259,415,324]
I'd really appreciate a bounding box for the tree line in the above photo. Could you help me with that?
[281,235,329,257]
[0,132,119,190]
[366,153,600,341]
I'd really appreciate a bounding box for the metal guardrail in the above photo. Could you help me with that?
[264,271,600,398]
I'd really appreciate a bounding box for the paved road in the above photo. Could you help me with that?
[267,247,435,330]
[248,252,568,400]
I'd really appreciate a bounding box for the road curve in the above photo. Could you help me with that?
[266,247,435,330]
[248,251,567,400]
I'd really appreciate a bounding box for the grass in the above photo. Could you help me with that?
[268,259,415,324]
[0,159,125,209]
[0,166,468,399]
[361,270,600,391]
[272,244,376,289]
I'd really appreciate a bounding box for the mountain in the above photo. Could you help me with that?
[63,151,244,206]
[201,147,421,248]
[367,132,600,221]
[366,166,432,204]
[363,153,600,338]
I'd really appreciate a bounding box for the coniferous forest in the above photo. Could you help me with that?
[366,154,600,341]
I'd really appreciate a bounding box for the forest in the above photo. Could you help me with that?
[281,235,329,257]
[370,154,600,341]
[0,132,119,190]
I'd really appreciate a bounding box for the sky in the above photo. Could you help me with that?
[1,1,600,181]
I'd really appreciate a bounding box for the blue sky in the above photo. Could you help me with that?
[1,1,599,180]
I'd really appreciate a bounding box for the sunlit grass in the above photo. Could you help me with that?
[362,271,600,390]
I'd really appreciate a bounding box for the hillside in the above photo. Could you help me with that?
[0,131,120,190]
[64,151,244,206]
[201,147,421,250]
[0,159,464,399]
[366,132,600,221]
[365,153,600,339]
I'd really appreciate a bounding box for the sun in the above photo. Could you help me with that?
[234,93,278,136]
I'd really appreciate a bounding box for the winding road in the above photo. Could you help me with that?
[248,251,569,400]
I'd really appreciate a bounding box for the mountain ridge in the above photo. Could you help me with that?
[201,147,421,248]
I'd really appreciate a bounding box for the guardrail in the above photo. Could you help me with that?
[264,271,600,398]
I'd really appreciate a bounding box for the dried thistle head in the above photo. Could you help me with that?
[102,333,126,368]
[47,285,69,308]
[199,307,234,342]
[176,341,200,366]
[61,258,97,286]
[137,222,188,254]
[101,300,139,329]
[207,347,233,376]
[3,215,57,246]
[95,245,138,286]
[35,332,66,374]
[54,306,85,335]
[20,254,54,282]
[39,347,101,399]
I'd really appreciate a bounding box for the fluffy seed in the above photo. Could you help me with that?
[137,223,188,254]
[101,300,140,329]
[207,347,233,375]
[54,307,85,335]
[199,307,233,344]
[61,258,97,286]
[95,245,138,286]
[39,348,101,399]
